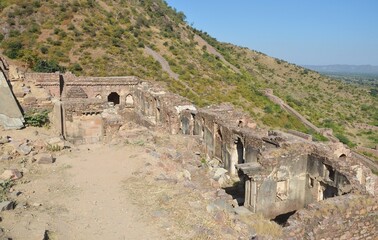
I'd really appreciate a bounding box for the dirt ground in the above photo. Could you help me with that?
[0,126,281,240]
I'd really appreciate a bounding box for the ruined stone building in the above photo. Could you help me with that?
[2,68,378,239]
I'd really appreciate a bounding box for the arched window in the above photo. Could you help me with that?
[125,94,134,106]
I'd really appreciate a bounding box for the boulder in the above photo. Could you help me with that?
[0,169,22,180]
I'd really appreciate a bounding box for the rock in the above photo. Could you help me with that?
[0,201,14,211]
[212,168,228,181]
[0,136,10,144]
[217,174,230,186]
[0,155,11,161]
[38,154,55,164]
[0,169,22,180]
[216,189,228,197]
[208,159,221,168]
[17,143,32,155]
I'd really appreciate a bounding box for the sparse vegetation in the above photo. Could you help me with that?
[0,179,13,201]
[0,0,376,148]
[24,109,50,127]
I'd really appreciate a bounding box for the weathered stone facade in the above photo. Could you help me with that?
[22,71,378,239]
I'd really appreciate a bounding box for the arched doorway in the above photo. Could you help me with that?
[108,92,120,105]
[236,138,245,164]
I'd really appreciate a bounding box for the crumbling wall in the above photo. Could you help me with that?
[63,75,138,105]
[133,83,195,135]
[238,131,378,220]
[190,105,260,175]
[63,100,105,144]
[284,194,378,239]
[27,72,61,98]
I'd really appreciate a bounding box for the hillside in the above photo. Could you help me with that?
[0,0,377,149]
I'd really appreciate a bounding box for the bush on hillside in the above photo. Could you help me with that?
[33,59,65,73]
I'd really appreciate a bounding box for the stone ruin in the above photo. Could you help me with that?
[2,66,378,239]
[0,57,24,129]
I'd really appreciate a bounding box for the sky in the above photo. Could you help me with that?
[165,0,378,66]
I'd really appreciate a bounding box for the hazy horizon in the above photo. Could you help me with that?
[165,0,378,66]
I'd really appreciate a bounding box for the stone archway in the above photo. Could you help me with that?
[108,92,120,105]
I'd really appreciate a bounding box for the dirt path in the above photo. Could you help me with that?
[1,143,164,240]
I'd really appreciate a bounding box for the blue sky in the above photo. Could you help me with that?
[165,0,378,66]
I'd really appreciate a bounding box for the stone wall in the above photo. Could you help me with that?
[284,194,378,240]
[25,71,378,236]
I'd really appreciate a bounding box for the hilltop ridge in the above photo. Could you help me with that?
[0,0,377,149]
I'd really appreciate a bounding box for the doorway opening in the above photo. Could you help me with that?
[108,92,120,105]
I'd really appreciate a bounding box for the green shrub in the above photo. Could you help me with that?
[40,46,48,54]
[0,180,13,202]
[69,63,83,73]
[33,59,65,73]
[335,133,355,147]
[3,39,23,59]
[46,144,61,152]
[24,109,50,127]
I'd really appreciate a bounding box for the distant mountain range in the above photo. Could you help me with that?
[304,65,378,75]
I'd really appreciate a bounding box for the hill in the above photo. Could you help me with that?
[0,0,377,149]
[304,64,378,75]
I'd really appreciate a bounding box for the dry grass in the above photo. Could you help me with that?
[122,177,238,239]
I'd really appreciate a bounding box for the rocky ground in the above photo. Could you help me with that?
[0,124,281,240]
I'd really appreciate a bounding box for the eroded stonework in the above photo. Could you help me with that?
[20,71,378,239]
